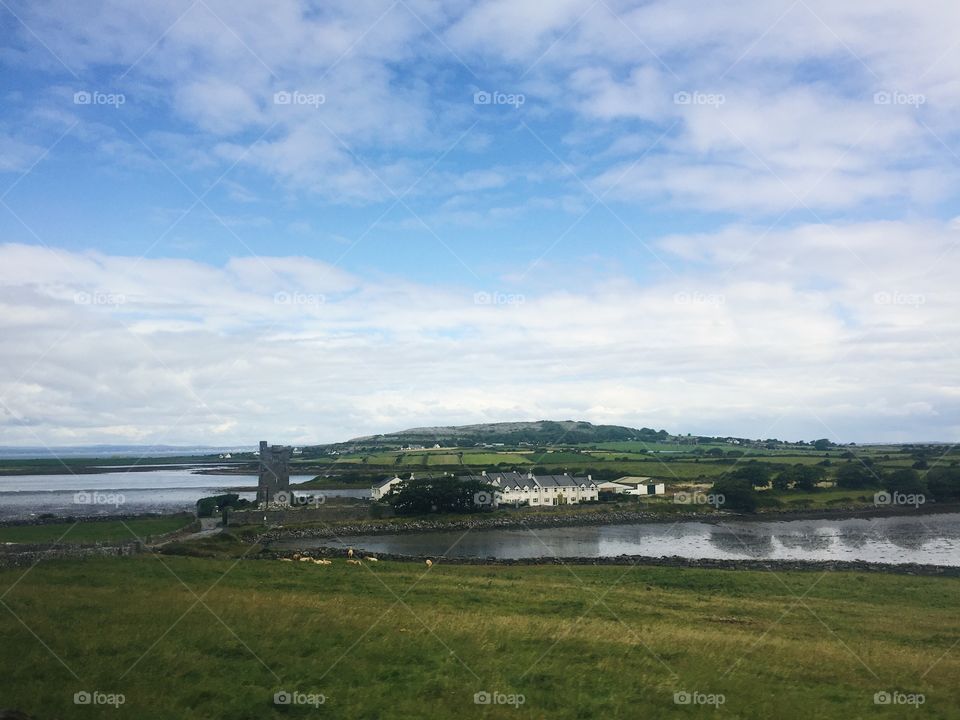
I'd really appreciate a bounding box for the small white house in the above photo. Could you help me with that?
[371,475,405,500]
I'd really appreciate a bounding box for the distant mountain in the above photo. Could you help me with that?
[0,445,243,459]
[347,420,669,446]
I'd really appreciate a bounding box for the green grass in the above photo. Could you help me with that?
[1,556,958,719]
[0,514,193,544]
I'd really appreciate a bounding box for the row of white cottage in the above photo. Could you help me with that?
[372,471,664,507]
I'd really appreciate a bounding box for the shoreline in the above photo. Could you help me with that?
[262,502,960,541]
[265,546,960,577]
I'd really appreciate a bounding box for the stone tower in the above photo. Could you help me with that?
[257,440,291,505]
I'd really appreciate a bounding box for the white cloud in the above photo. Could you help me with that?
[0,219,957,444]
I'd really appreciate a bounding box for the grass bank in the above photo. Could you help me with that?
[0,514,194,544]
[0,555,958,718]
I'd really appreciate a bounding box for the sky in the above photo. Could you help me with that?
[1,0,959,446]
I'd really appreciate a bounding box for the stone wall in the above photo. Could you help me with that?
[0,542,142,569]
[227,503,371,526]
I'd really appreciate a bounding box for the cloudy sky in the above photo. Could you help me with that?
[1,0,959,446]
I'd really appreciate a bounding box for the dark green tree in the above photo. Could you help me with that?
[386,477,498,516]
[710,478,757,512]
[927,467,960,501]
[835,462,877,489]
[884,468,926,496]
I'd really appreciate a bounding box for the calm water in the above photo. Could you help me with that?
[0,469,369,519]
[288,513,960,566]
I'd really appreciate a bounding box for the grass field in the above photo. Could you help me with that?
[0,515,194,544]
[1,555,958,718]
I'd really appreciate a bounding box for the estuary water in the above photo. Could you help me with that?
[288,513,960,566]
[0,469,369,520]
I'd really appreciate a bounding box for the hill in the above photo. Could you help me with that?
[347,420,668,447]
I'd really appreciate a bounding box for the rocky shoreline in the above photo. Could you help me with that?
[264,545,960,577]
[261,503,960,542]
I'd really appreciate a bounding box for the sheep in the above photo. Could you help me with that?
[313,559,332,565]
[346,559,362,566]
[347,548,354,558]
[298,556,313,562]
[292,552,301,560]
[364,557,379,562]
[279,558,293,562]
[425,559,433,568]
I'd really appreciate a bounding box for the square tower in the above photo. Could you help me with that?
[257,440,291,504]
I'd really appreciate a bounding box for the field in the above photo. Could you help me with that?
[0,515,194,544]
[1,554,958,718]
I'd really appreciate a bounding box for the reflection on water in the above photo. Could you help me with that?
[279,513,960,566]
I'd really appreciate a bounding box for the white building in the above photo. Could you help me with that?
[372,471,600,506]
[595,480,632,494]
[465,471,599,507]
[618,477,666,496]
[371,474,404,500]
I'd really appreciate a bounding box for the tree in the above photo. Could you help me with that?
[386,477,497,516]
[813,438,832,451]
[795,465,826,491]
[835,462,877,489]
[730,461,772,488]
[710,478,757,512]
[927,467,960,502]
[884,468,926,496]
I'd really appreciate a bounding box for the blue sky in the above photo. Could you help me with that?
[1,0,959,445]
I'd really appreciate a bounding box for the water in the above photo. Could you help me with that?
[0,469,370,520]
[289,513,960,566]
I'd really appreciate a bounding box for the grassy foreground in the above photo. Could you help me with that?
[0,515,193,544]
[1,556,959,719]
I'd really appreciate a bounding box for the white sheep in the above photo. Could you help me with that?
[425,559,433,568]
[346,559,362,566]
[347,548,354,558]
[364,557,379,562]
